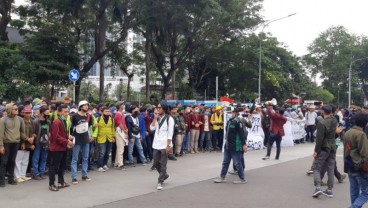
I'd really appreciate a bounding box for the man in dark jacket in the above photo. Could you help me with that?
[343,112,368,207]
[48,105,74,191]
[214,107,247,184]
[312,105,338,198]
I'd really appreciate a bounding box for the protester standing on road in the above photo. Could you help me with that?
[343,112,368,207]
[262,105,287,160]
[32,106,51,180]
[214,107,247,184]
[14,106,35,183]
[95,107,115,172]
[0,103,27,187]
[48,105,74,191]
[114,102,128,170]
[150,102,174,190]
[312,105,338,198]
[211,106,224,150]
[305,105,317,143]
[70,100,93,184]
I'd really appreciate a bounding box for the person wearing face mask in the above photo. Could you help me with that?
[48,105,74,191]
[214,107,247,184]
[32,105,51,180]
[70,100,94,184]
[211,106,224,151]
[93,107,115,172]
[200,107,213,152]
[181,106,191,154]
[125,105,147,165]
[188,106,203,153]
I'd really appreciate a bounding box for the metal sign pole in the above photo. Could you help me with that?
[73,81,76,104]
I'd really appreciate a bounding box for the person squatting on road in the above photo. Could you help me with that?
[150,102,175,190]
[214,107,247,184]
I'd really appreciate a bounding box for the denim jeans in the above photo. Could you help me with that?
[349,172,368,208]
[219,149,244,180]
[200,131,212,150]
[97,141,112,168]
[128,136,146,163]
[212,130,223,149]
[181,131,190,152]
[71,143,89,179]
[32,146,48,177]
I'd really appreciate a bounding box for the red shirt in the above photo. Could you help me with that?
[115,112,127,130]
[268,110,287,137]
[50,119,69,152]
[188,113,202,130]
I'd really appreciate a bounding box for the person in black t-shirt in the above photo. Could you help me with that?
[70,100,93,184]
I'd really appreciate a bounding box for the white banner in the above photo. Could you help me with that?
[247,114,264,150]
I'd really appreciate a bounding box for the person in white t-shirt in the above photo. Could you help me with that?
[305,105,318,143]
[150,102,175,190]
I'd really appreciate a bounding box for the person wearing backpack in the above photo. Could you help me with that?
[126,105,147,165]
[174,107,186,157]
[93,107,115,172]
[213,107,247,184]
[0,103,27,187]
[343,112,368,207]
[32,105,51,180]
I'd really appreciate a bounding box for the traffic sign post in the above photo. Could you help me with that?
[69,69,80,103]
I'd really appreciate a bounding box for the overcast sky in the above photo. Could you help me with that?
[261,0,368,56]
[15,0,368,57]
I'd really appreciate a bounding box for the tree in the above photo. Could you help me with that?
[303,26,356,105]
[0,0,14,41]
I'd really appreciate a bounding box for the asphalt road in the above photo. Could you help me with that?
[0,143,356,208]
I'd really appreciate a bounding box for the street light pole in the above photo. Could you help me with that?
[348,56,368,108]
[258,13,296,103]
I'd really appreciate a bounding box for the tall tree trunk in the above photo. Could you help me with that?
[145,38,150,100]
[127,74,133,101]
[161,77,169,100]
[0,0,12,41]
[96,0,108,102]
[75,78,82,104]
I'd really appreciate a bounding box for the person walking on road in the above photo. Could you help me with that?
[343,112,368,208]
[312,105,338,198]
[150,102,174,190]
[214,107,247,184]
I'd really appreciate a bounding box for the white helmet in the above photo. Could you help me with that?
[78,100,89,109]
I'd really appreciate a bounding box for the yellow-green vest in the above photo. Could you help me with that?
[96,117,115,143]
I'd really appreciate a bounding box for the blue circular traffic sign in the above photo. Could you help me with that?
[69,69,80,82]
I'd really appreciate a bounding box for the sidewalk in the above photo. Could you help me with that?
[0,143,347,208]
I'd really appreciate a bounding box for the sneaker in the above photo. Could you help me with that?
[213,177,227,183]
[21,176,32,181]
[33,175,43,180]
[322,189,333,198]
[98,167,106,172]
[168,156,177,161]
[157,183,163,190]
[142,163,147,166]
[15,178,25,183]
[262,156,270,160]
[49,184,59,192]
[306,170,314,175]
[119,166,128,171]
[233,179,247,184]
[228,170,238,175]
[338,174,347,183]
[82,176,92,181]
[8,180,17,185]
[312,187,323,198]
[72,179,79,185]
[103,165,109,171]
